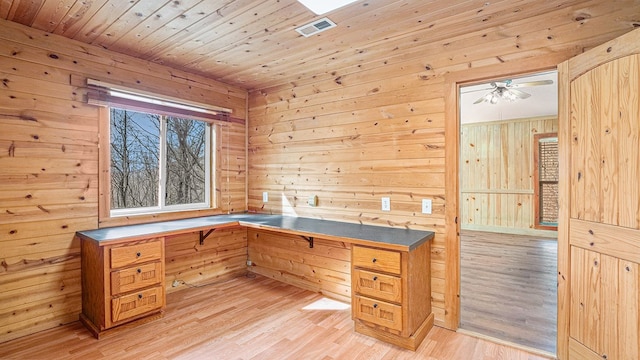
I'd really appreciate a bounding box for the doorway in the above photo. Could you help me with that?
[457,71,559,355]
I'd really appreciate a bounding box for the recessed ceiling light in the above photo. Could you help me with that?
[297,0,360,15]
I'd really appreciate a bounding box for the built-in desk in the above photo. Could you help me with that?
[77,213,434,350]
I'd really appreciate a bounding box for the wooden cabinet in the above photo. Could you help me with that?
[353,246,403,331]
[79,237,166,338]
[75,215,434,344]
[353,269,402,303]
[351,242,433,350]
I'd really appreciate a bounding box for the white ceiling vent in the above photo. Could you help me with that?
[295,17,337,37]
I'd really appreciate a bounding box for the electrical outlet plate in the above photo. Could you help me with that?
[262,192,268,202]
[381,197,391,211]
[308,195,318,207]
[422,199,432,214]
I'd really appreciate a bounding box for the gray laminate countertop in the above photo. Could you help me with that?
[77,213,434,250]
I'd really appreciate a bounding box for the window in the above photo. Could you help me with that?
[109,108,213,216]
[534,133,559,230]
[86,78,233,222]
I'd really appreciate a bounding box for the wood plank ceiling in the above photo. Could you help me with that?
[3,0,638,91]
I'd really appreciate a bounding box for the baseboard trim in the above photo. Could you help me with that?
[456,328,557,359]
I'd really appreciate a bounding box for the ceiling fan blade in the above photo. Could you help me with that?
[510,79,554,88]
[460,80,502,94]
[461,85,495,93]
[473,92,493,104]
[508,88,531,99]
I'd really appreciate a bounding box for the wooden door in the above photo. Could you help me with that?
[558,28,640,360]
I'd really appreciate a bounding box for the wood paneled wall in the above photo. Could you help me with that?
[460,116,558,236]
[247,229,352,303]
[247,4,637,328]
[1,1,639,346]
[165,227,248,293]
[248,80,449,320]
[0,19,247,343]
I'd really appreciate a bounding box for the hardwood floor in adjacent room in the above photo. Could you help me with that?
[0,274,549,360]
[459,230,557,356]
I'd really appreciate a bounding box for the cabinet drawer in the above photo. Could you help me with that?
[111,285,164,323]
[110,239,162,269]
[353,295,402,332]
[353,269,402,303]
[110,261,163,295]
[353,246,401,274]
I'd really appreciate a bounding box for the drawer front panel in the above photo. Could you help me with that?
[111,286,164,323]
[110,239,163,269]
[110,261,163,295]
[353,269,402,303]
[353,295,402,331]
[353,246,401,274]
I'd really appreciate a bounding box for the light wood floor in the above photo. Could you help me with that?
[0,273,549,360]
[460,230,557,355]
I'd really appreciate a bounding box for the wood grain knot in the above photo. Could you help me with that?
[8,142,15,157]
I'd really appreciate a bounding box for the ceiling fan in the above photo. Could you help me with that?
[473,79,554,105]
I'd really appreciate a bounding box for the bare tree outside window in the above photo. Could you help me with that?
[165,117,206,206]
[110,109,160,209]
[110,108,210,214]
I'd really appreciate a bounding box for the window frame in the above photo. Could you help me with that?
[533,132,559,231]
[98,108,225,228]
[108,108,214,218]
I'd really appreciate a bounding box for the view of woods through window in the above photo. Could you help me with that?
[109,108,211,214]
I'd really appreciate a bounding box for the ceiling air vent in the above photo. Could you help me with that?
[295,17,337,37]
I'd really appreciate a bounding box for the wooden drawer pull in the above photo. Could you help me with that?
[136,252,141,257]
[373,276,378,281]
[373,303,378,309]
[137,268,142,274]
[372,258,377,263]
[138,294,143,300]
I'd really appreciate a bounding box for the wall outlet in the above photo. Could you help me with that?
[246,260,252,266]
[381,197,391,211]
[308,195,318,207]
[422,199,432,214]
[262,191,268,202]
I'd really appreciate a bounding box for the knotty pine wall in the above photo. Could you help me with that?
[460,116,558,236]
[0,19,247,343]
[247,229,352,304]
[247,3,637,327]
[165,227,249,292]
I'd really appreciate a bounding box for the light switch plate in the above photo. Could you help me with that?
[262,192,268,202]
[422,199,432,214]
[308,195,318,207]
[381,197,391,211]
